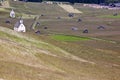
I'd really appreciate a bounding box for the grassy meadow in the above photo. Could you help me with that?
[0,0,120,80]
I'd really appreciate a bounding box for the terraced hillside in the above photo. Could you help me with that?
[0,0,120,80]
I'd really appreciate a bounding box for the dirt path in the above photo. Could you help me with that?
[31,15,40,30]
[58,4,82,13]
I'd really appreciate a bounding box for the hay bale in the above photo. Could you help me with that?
[72,27,78,31]
[97,26,105,29]
[68,13,74,17]
[36,22,40,26]
[83,29,88,33]
[77,18,82,22]
[113,13,118,16]
[35,30,40,34]
[5,20,10,24]
[44,27,48,29]
[57,17,61,19]
[41,14,44,16]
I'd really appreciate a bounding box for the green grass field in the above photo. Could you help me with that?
[51,34,91,41]
[100,15,120,18]
[0,0,120,80]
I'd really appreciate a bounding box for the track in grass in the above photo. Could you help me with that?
[51,34,91,41]
[100,15,120,18]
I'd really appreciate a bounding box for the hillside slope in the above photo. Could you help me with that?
[0,26,120,80]
[0,26,80,80]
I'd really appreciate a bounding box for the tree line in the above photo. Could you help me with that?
[28,0,120,4]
